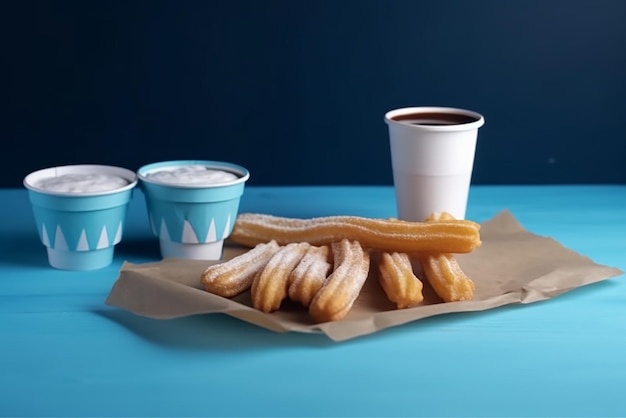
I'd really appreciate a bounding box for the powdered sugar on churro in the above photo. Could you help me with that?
[420,211,475,302]
[230,213,481,254]
[201,240,280,297]
[201,211,479,323]
[309,240,370,323]
[378,252,424,309]
[288,245,332,307]
[251,242,310,312]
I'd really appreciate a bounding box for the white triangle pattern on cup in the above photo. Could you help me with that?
[221,213,231,239]
[160,219,170,241]
[41,223,121,250]
[156,213,233,244]
[54,225,69,251]
[96,226,109,249]
[41,224,50,247]
[76,230,89,251]
[114,221,123,244]
[182,220,198,243]
[205,219,217,243]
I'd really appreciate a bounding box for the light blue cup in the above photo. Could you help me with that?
[137,160,250,260]
[23,165,138,270]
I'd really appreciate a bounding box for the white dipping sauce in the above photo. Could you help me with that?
[145,165,239,185]
[36,173,129,193]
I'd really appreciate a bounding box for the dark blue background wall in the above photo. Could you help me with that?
[2,0,625,187]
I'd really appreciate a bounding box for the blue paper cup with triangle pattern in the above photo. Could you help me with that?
[137,160,250,260]
[23,165,138,270]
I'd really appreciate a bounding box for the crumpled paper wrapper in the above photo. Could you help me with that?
[106,210,623,341]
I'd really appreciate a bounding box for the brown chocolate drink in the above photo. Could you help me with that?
[390,112,479,126]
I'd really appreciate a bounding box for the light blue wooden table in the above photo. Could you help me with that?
[1,185,625,417]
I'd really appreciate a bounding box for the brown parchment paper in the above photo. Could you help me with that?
[105,210,623,341]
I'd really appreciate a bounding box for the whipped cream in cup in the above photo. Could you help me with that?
[137,160,250,260]
[23,165,138,270]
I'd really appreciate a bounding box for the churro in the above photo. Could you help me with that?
[378,252,424,309]
[201,240,280,297]
[288,245,332,307]
[309,239,370,323]
[420,212,475,302]
[251,242,310,313]
[230,213,481,254]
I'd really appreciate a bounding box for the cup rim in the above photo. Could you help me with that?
[137,160,250,188]
[384,106,485,131]
[23,164,138,197]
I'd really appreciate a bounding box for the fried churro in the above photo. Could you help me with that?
[201,240,280,297]
[251,242,310,313]
[309,239,370,323]
[230,213,481,254]
[420,212,475,302]
[378,252,424,309]
[288,245,332,307]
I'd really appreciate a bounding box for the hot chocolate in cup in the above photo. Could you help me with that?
[137,160,250,260]
[384,107,485,222]
[23,165,138,270]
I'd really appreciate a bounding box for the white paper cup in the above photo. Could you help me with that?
[137,160,250,260]
[23,165,138,270]
[385,106,485,222]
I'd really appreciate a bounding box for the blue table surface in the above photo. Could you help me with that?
[1,185,625,417]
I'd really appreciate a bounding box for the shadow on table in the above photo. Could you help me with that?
[94,303,537,351]
[0,233,162,268]
[93,277,619,352]
[96,307,340,350]
[114,236,161,263]
[0,232,51,268]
